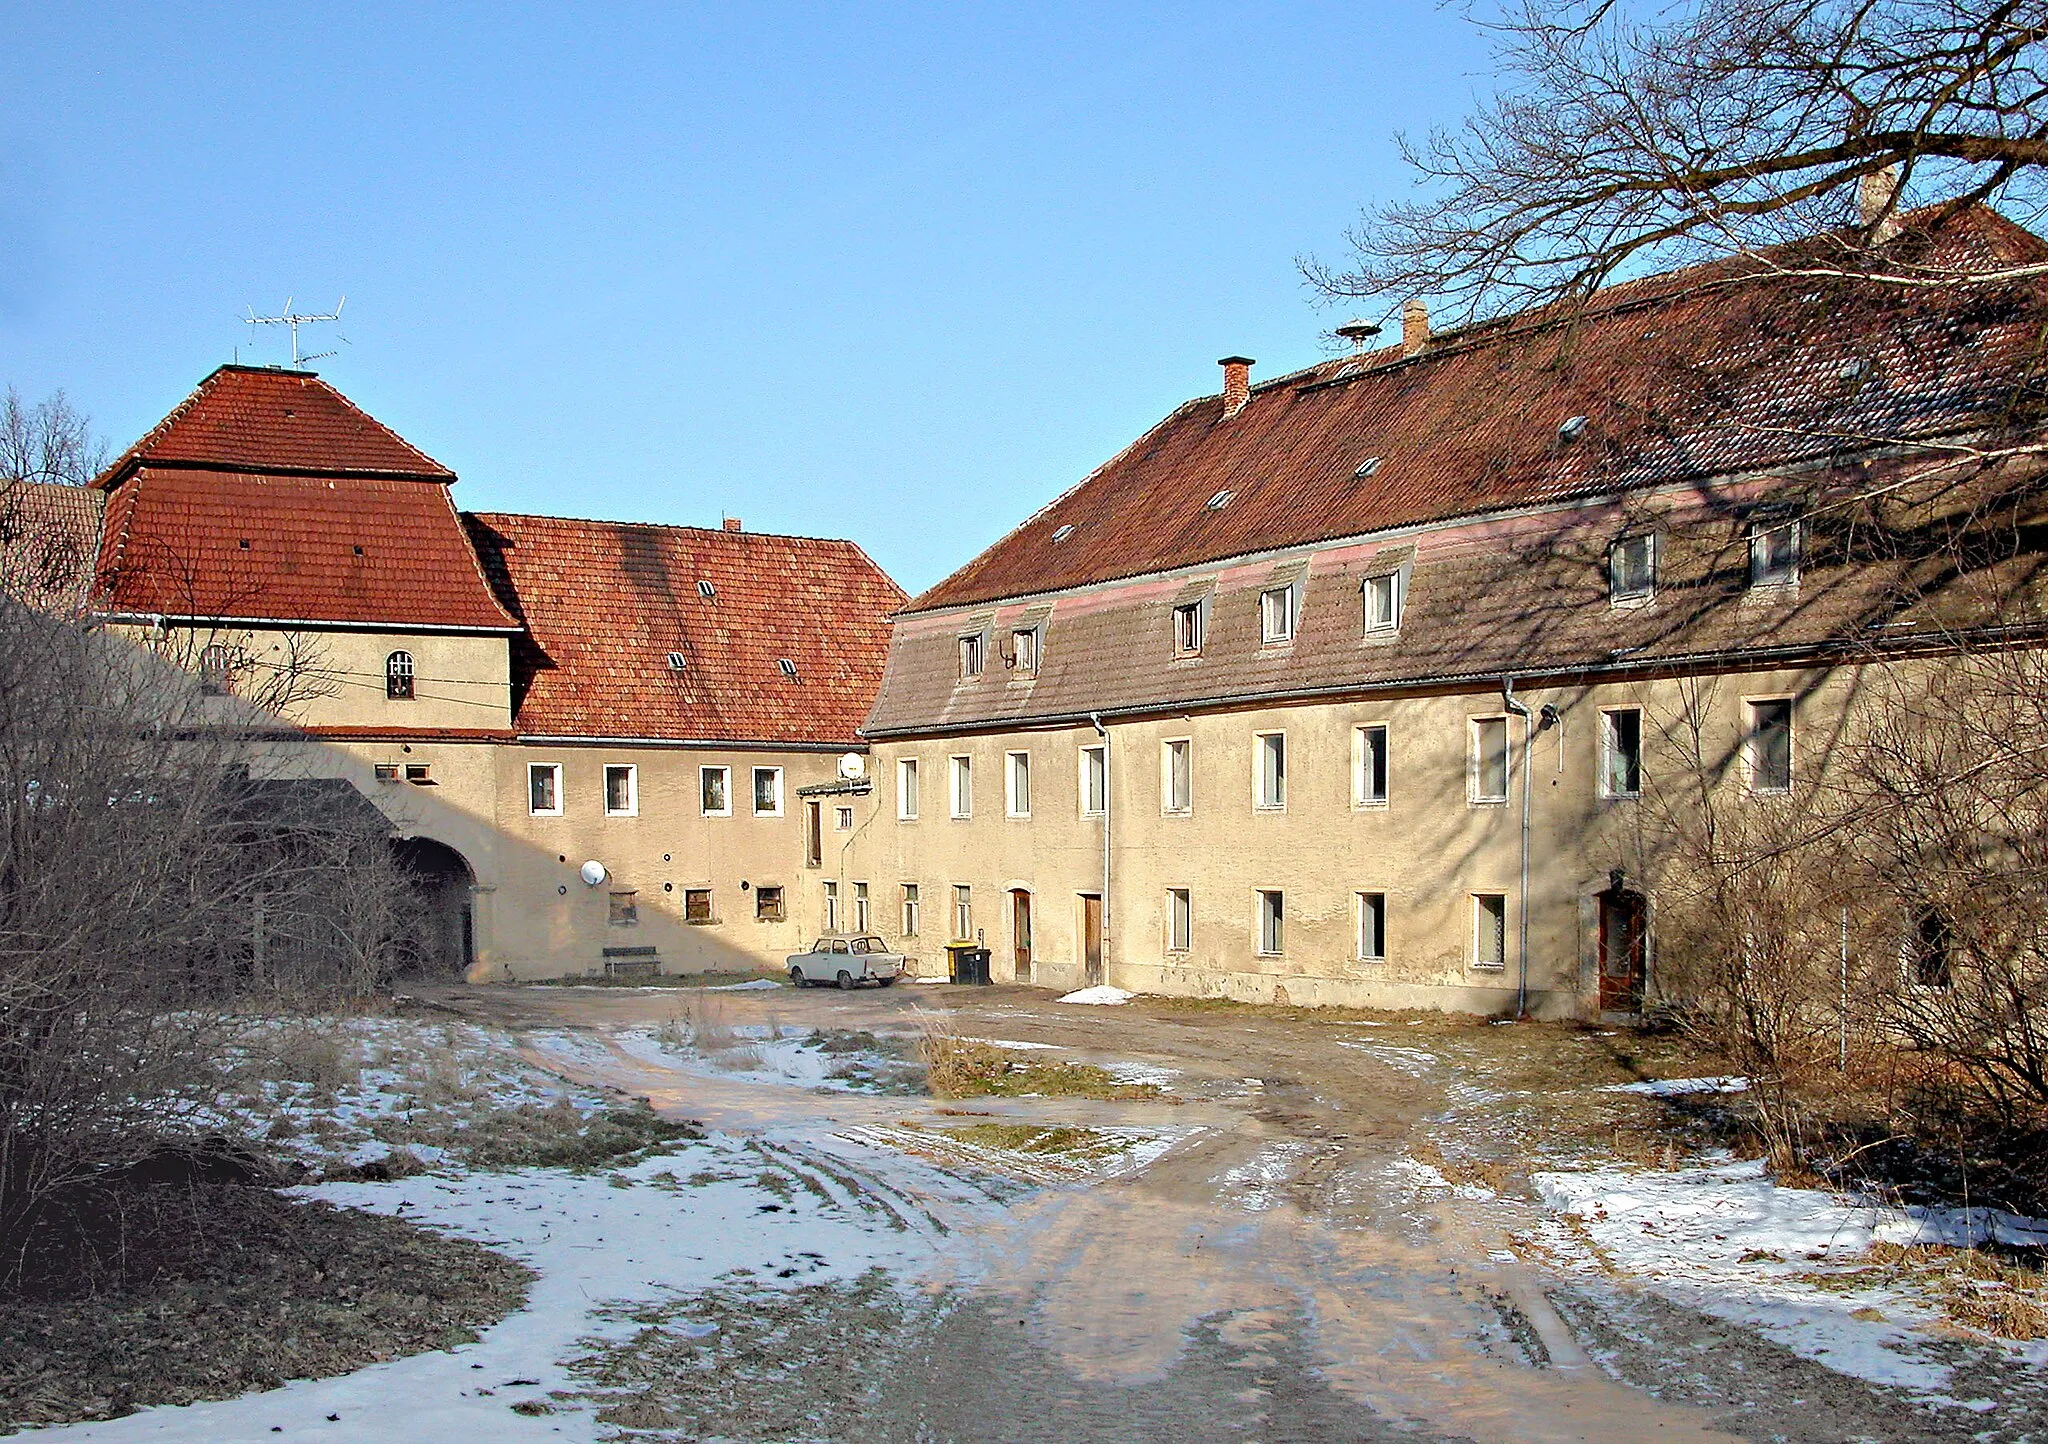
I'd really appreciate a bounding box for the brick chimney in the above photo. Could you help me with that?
[1218,356,1255,419]
[1859,166,1901,242]
[722,517,742,532]
[1402,299,1431,356]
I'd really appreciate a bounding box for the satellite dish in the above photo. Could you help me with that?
[838,753,866,781]
[579,860,607,887]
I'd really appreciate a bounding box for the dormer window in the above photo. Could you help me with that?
[1259,585,1296,643]
[1009,627,1039,674]
[1362,570,1403,633]
[1749,515,1800,588]
[959,631,986,679]
[386,650,415,700]
[1609,534,1656,603]
[1173,600,1205,656]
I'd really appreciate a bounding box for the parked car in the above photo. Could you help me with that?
[786,934,906,990]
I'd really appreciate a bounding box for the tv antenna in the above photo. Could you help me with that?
[244,296,348,367]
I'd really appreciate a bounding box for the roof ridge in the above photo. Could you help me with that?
[466,509,875,550]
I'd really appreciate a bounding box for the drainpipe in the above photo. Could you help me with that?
[1501,677,1534,1019]
[1089,711,1111,983]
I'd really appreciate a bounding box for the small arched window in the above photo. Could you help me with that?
[199,643,234,696]
[386,650,416,701]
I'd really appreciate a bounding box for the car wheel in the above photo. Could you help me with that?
[789,967,806,988]
[836,970,855,991]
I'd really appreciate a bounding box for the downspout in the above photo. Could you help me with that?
[1089,711,1110,984]
[1501,677,1534,1019]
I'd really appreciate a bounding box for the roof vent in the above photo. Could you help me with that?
[1353,456,1383,479]
[1335,319,1382,353]
[666,651,688,671]
[1207,489,1234,511]
[1558,415,1589,442]
[777,658,799,679]
[697,580,716,599]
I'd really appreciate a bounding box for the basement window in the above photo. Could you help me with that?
[374,763,401,783]
[404,763,434,786]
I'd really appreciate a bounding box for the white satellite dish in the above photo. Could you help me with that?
[838,752,866,781]
[579,860,607,887]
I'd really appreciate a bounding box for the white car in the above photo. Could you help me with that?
[786,934,906,990]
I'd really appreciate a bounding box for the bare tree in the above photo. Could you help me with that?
[1,387,107,489]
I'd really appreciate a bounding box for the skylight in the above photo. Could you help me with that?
[1052,524,1076,543]
[697,580,716,599]
[666,652,687,671]
[1558,415,1589,442]
[777,658,799,679]
[1353,457,1382,479]
[1207,490,1233,510]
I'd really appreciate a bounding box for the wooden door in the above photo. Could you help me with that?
[1598,890,1648,1013]
[1011,889,1033,981]
[1082,893,1103,986]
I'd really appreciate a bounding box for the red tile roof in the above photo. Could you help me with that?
[465,512,905,746]
[1,481,105,614]
[911,206,2048,613]
[97,366,454,483]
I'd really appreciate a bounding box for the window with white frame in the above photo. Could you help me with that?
[1353,723,1388,807]
[528,762,563,816]
[1356,891,1387,962]
[853,881,870,932]
[700,765,731,816]
[753,766,783,816]
[1080,745,1106,817]
[1259,585,1296,643]
[1362,571,1403,633]
[1005,750,1032,817]
[1256,890,1284,956]
[1254,731,1286,811]
[604,764,637,816]
[823,881,840,932]
[950,755,972,818]
[1010,627,1039,674]
[1167,887,1192,953]
[1172,600,1205,656]
[901,883,920,937]
[953,884,972,940]
[1162,738,1192,814]
[1473,893,1507,970]
[1610,534,1656,602]
[1601,708,1643,798]
[897,757,920,819]
[1749,515,1801,587]
[385,649,416,700]
[198,642,235,695]
[1747,698,1793,793]
[1470,717,1510,803]
[959,632,986,678]
[835,805,854,830]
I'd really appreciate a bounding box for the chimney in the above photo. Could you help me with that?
[1402,298,1431,356]
[1859,166,1902,242]
[1218,356,1255,419]
[722,516,742,532]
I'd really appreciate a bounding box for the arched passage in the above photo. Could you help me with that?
[390,836,476,978]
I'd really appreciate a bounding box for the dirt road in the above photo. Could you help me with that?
[424,981,2043,1443]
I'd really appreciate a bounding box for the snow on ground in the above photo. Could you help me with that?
[1057,985,1134,1005]
[962,1036,1064,1051]
[1331,1040,1439,1077]
[528,1022,922,1096]
[1534,1156,2048,1394]
[1604,1075,1750,1097]
[1218,1140,1313,1212]
[1387,1156,1495,1202]
[704,978,784,991]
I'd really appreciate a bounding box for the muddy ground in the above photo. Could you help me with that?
[427,980,2047,1443]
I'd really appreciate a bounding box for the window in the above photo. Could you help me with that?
[1010,627,1039,674]
[777,657,799,679]
[805,800,822,867]
[1255,732,1286,811]
[1357,892,1387,962]
[1601,708,1643,799]
[1362,571,1403,633]
[1353,724,1388,808]
[1473,894,1507,970]
[1167,888,1192,952]
[1749,515,1801,587]
[609,891,638,926]
[1173,601,1205,656]
[1470,717,1510,803]
[374,763,401,783]
[959,632,986,678]
[1080,745,1106,817]
[700,766,731,816]
[604,764,637,816]
[897,757,920,820]
[1163,739,1192,814]
[404,763,433,786]
[1260,585,1296,643]
[851,881,870,932]
[1610,534,1656,602]
[1748,699,1793,793]
[755,885,785,922]
[199,643,234,695]
[753,767,783,817]
[823,881,841,932]
[385,650,415,700]
[528,763,562,816]
[684,887,713,924]
[953,884,972,940]
[949,755,972,818]
[1906,909,1952,989]
[697,579,717,599]
[901,883,920,937]
[1006,751,1032,817]
[1257,890,1284,956]
[835,805,854,830]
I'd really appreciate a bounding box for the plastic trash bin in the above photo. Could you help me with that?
[946,942,992,985]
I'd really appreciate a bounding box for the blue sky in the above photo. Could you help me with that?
[1,3,1489,594]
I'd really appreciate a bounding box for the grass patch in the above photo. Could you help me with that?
[461,1102,701,1171]
[1800,1241,2048,1340]
[937,1123,1130,1162]
[917,1018,1161,1101]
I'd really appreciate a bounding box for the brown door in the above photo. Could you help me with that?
[805,801,822,868]
[1011,889,1033,982]
[1598,889,1649,1013]
[1081,893,1103,986]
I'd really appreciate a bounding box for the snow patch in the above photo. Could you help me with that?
[1057,985,1135,1005]
[1604,1075,1750,1097]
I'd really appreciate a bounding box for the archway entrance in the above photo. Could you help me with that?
[391,837,475,978]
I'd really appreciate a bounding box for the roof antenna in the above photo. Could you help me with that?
[244,296,348,367]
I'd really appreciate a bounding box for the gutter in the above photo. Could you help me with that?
[1500,677,1535,1020]
[91,610,521,636]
